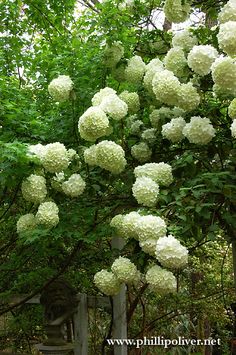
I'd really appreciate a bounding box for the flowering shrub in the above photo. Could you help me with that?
[132,176,159,207]
[36,201,59,228]
[146,265,177,295]
[21,174,47,204]
[94,270,121,296]
[183,116,216,144]
[155,235,188,269]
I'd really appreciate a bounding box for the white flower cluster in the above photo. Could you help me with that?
[141,128,156,145]
[42,142,70,173]
[149,107,175,128]
[92,87,116,106]
[164,47,188,78]
[217,21,236,56]
[111,257,139,284]
[163,0,191,23]
[84,140,126,174]
[125,55,146,84]
[177,83,200,112]
[119,91,140,114]
[111,211,140,240]
[36,201,59,228]
[152,70,180,106]
[78,106,109,141]
[136,215,167,243]
[48,75,73,102]
[17,214,37,234]
[187,45,218,76]
[218,0,236,24]
[134,162,173,186]
[183,116,216,144]
[103,41,124,68]
[94,270,121,296]
[62,174,86,197]
[131,142,152,162]
[143,58,163,94]
[211,56,236,97]
[162,117,186,143]
[21,174,47,204]
[155,235,188,269]
[231,119,236,138]
[28,144,46,160]
[172,30,198,53]
[100,94,128,120]
[130,120,143,135]
[145,265,177,295]
[229,98,236,118]
[132,177,159,207]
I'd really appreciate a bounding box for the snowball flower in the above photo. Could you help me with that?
[131,142,152,162]
[211,56,236,96]
[125,55,146,84]
[36,201,59,228]
[135,215,167,242]
[172,30,198,52]
[111,257,138,283]
[141,128,156,144]
[48,75,73,102]
[17,214,37,234]
[42,142,69,173]
[152,70,180,106]
[149,107,173,128]
[134,162,173,186]
[183,116,216,145]
[103,41,124,68]
[94,270,121,296]
[100,94,128,120]
[21,174,47,204]
[96,140,127,174]
[92,87,117,106]
[119,91,140,114]
[231,119,236,138]
[187,45,218,76]
[218,0,236,23]
[139,239,157,256]
[84,145,97,166]
[28,144,46,160]
[146,265,177,295]
[164,47,188,78]
[177,83,200,112]
[155,235,188,269]
[163,0,190,23]
[132,177,159,207]
[228,98,236,119]
[143,59,164,93]
[62,174,86,197]
[78,106,109,141]
[130,120,143,135]
[162,117,186,143]
[121,211,141,240]
[217,21,236,56]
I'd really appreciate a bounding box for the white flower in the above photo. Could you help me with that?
[100,94,128,120]
[177,83,200,112]
[152,70,180,106]
[187,45,218,76]
[141,128,156,144]
[84,145,98,166]
[130,120,143,135]
[28,144,46,160]
[17,214,37,234]
[211,56,236,96]
[36,201,59,228]
[132,177,159,207]
[183,116,216,145]
[121,212,140,240]
[155,235,188,269]
[162,117,186,143]
[62,174,86,197]
[217,21,236,56]
[146,265,177,295]
[228,98,236,119]
[111,257,138,283]
[143,59,164,94]
[134,162,173,186]
[94,270,121,296]
[48,75,73,102]
[119,91,140,114]
[163,0,191,23]
[104,41,124,68]
[78,106,109,142]
[67,149,78,161]
[21,174,47,204]
[96,140,127,174]
[131,142,152,162]
[42,142,69,173]
[125,55,146,84]
[164,47,188,78]
[136,215,167,242]
[149,107,173,128]
[231,119,236,138]
[172,30,198,52]
[139,239,157,256]
[218,0,236,24]
[92,87,117,106]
